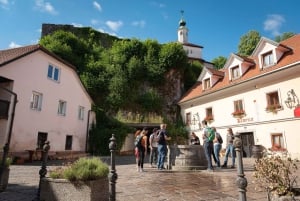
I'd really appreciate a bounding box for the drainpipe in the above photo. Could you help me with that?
[85,110,91,153]
[0,87,17,189]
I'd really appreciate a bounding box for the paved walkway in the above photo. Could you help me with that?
[0,156,297,201]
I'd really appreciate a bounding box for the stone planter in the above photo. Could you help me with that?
[40,176,109,201]
[0,167,9,192]
[172,145,207,170]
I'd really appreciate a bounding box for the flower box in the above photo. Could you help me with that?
[231,110,245,118]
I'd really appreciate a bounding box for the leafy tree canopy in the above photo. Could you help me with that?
[238,30,261,56]
[274,32,296,42]
[211,56,227,69]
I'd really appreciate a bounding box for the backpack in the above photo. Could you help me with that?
[207,127,215,142]
[156,131,165,144]
[134,135,143,149]
[216,133,223,144]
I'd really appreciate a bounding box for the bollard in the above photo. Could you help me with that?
[233,133,247,201]
[35,141,50,200]
[109,134,118,201]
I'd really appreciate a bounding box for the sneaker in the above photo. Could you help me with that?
[207,168,214,172]
[230,165,235,168]
[140,168,144,172]
[221,164,227,168]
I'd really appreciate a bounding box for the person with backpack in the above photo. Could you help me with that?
[221,128,236,168]
[213,127,223,168]
[134,128,148,172]
[149,128,159,168]
[156,124,171,170]
[202,120,214,171]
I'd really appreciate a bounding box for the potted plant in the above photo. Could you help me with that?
[265,104,281,114]
[253,155,299,201]
[231,110,245,118]
[40,157,110,201]
[0,157,12,192]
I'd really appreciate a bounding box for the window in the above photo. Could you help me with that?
[230,66,240,79]
[266,91,281,110]
[262,51,274,67]
[37,132,48,150]
[234,100,244,112]
[58,100,67,116]
[203,78,211,89]
[271,133,285,151]
[47,64,60,82]
[185,112,191,125]
[78,106,84,120]
[65,135,73,150]
[30,91,43,111]
[205,107,213,121]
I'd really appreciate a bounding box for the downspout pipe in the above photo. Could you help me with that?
[85,110,91,153]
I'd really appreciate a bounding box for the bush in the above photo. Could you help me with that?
[49,157,109,182]
[0,157,12,167]
[253,155,298,197]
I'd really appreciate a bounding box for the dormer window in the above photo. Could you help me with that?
[203,78,211,89]
[262,51,274,67]
[230,65,240,79]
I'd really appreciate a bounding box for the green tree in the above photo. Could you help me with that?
[211,56,227,69]
[274,32,296,42]
[238,30,261,56]
[39,30,89,73]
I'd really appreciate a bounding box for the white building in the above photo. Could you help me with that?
[178,35,300,159]
[0,45,95,155]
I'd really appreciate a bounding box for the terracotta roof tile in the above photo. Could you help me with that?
[179,34,300,104]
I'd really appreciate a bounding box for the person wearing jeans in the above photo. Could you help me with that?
[202,120,214,171]
[221,128,236,168]
[213,127,222,168]
[157,124,171,170]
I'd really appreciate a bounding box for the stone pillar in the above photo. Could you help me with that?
[233,133,247,201]
[109,134,118,201]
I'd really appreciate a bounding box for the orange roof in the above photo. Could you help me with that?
[179,34,300,103]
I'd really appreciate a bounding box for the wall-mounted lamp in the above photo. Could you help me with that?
[285,89,300,109]
[284,89,300,118]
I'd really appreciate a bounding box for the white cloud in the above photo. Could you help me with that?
[131,20,146,28]
[106,20,123,32]
[93,1,102,12]
[35,0,58,15]
[264,14,285,36]
[91,19,99,25]
[8,42,21,49]
[0,0,9,9]
[71,23,83,27]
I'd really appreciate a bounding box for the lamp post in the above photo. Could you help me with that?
[285,89,300,117]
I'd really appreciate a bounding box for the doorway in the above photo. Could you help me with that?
[240,132,254,157]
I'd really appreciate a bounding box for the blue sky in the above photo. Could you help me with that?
[0,0,299,61]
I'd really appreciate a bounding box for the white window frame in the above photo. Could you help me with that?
[30,91,43,111]
[262,51,274,67]
[47,64,60,82]
[78,106,85,120]
[230,65,240,79]
[203,78,211,89]
[58,100,67,116]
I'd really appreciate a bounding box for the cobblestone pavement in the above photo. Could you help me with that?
[0,156,299,201]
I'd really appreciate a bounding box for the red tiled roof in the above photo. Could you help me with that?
[179,34,300,104]
[0,44,76,70]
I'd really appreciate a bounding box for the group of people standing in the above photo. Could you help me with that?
[191,120,236,171]
[134,124,171,172]
[134,121,236,172]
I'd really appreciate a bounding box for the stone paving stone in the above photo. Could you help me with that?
[1,156,299,201]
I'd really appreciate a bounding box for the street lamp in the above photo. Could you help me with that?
[284,89,300,117]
